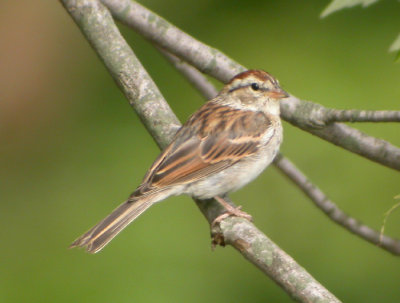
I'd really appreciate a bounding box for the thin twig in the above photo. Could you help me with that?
[102,0,400,171]
[273,154,400,255]
[61,0,341,301]
[158,49,219,99]
[159,50,400,256]
[324,109,400,123]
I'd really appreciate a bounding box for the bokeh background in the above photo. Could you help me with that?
[1,0,399,302]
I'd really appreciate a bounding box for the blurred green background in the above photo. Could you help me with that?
[1,0,399,302]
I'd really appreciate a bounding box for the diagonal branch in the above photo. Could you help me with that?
[62,0,181,149]
[273,154,400,255]
[102,0,400,172]
[280,98,400,171]
[158,48,218,99]
[101,0,244,82]
[61,0,341,301]
[159,50,400,256]
[323,109,400,123]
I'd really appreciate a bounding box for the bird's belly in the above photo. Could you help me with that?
[185,128,282,199]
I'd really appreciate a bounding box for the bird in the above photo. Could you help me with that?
[70,69,289,253]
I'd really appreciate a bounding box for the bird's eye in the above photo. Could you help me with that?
[251,83,260,91]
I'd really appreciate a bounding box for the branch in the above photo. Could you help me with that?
[323,109,400,123]
[273,154,400,255]
[195,199,341,303]
[101,0,243,83]
[159,50,400,256]
[61,0,180,149]
[158,49,218,99]
[102,0,400,171]
[280,98,400,171]
[61,0,341,301]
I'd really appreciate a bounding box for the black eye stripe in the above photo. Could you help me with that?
[229,83,267,93]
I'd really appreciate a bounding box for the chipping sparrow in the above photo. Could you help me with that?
[70,70,288,253]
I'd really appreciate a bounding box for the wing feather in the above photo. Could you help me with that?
[130,102,272,198]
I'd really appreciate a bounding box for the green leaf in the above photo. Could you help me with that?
[321,0,380,18]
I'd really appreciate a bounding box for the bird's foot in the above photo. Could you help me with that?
[211,196,253,229]
[211,206,253,229]
[210,196,253,249]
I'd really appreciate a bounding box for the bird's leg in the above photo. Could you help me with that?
[211,195,253,227]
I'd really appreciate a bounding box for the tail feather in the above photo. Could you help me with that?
[70,199,153,253]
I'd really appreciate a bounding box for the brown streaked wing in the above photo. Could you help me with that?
[151,136,232,186]
[133,104,271,193]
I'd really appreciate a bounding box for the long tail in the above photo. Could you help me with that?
[70,198,153,253]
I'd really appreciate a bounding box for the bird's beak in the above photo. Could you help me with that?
[267,88,289,99]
